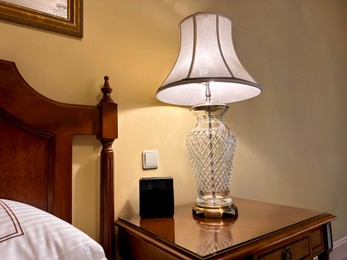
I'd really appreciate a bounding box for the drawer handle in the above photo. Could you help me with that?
[281,247,292,260]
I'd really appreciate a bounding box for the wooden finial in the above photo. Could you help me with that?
[100,76,114,103]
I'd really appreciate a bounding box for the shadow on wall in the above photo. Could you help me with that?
[72,135,101,241]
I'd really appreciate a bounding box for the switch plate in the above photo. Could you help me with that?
[142,150,159,169]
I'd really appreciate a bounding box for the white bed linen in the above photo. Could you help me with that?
[0,199,107,260]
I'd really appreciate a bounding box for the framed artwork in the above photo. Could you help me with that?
[0,0,83,38]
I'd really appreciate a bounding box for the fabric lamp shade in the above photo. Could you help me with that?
[156,13,261,106]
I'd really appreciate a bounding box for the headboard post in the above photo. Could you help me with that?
[97,76,118,260]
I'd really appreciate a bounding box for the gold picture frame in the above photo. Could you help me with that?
[0,0,83,38]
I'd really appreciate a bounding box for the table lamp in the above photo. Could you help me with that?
[156,13,261,218]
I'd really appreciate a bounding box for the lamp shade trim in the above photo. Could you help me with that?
[157,77,260,91]
[156,78,261,106]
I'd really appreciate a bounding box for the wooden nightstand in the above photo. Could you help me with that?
[115,198,336,259]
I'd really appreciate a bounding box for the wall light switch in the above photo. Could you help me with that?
[142,150,159,170]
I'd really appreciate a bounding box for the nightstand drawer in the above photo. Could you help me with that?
[311,228,324,255]
[259,237,310,260]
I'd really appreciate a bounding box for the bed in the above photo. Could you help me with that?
[0,59,117,259]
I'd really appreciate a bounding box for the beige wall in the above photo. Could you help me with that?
[1,0,346,242]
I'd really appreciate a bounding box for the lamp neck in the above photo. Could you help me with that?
[204,82,212,103]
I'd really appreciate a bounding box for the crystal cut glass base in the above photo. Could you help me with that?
[186,103,236,213]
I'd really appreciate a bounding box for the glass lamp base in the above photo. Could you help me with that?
[193,203,238,218]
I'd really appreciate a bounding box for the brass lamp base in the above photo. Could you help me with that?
[193,204,238,218]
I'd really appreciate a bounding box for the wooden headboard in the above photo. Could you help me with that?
[0,59,117,259]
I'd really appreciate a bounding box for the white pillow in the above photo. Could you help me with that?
[0,199,107,260]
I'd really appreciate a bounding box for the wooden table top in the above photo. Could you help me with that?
[116,197,336,258]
